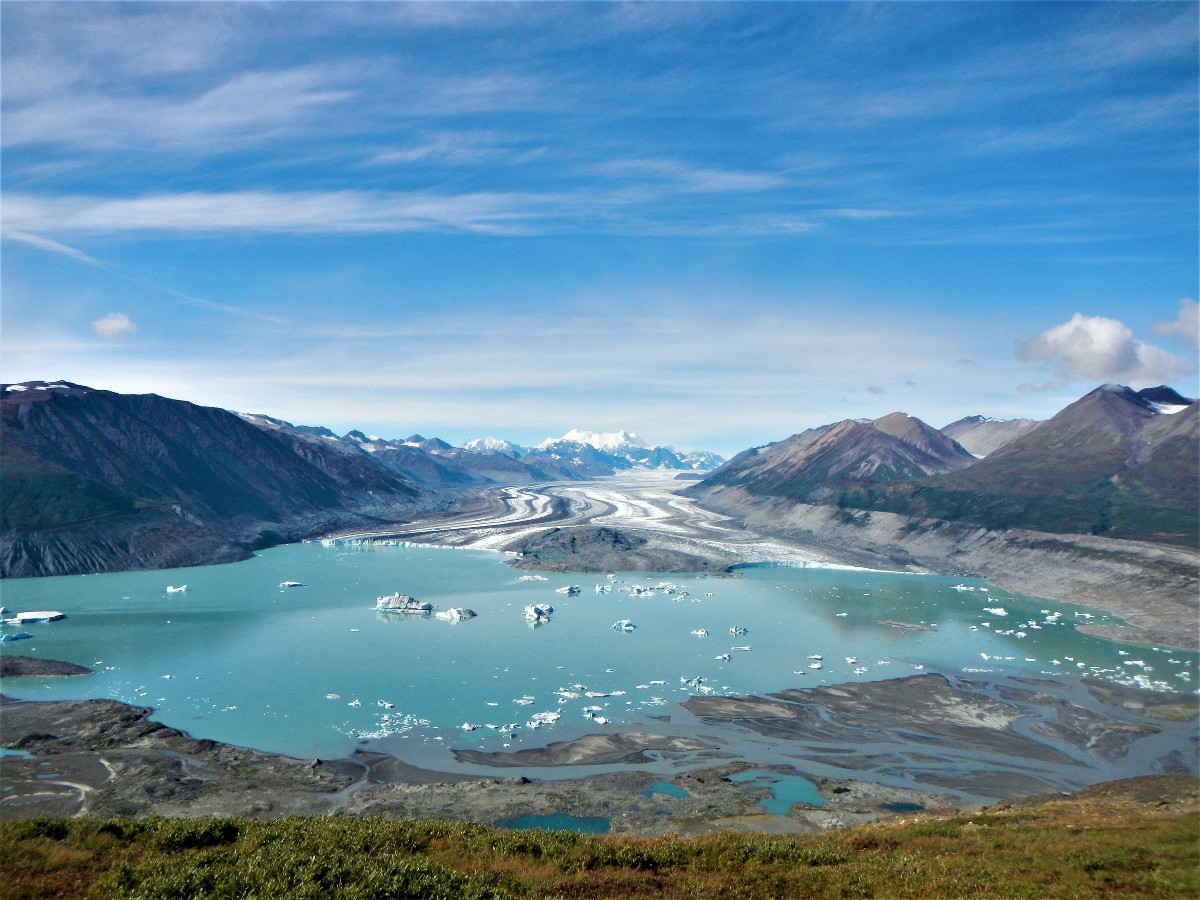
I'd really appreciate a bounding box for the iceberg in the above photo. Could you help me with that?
[376,593,433,613]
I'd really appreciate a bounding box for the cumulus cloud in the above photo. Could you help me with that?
[1017,312,1190,384]
[1152,298,1199,353]
[92,312,137,338]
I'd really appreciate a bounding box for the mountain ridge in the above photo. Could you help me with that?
[689,383,1198,547]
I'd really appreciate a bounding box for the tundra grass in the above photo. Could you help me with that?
[2,793,1196,899]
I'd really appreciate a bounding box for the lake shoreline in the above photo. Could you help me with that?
[4,670,1194,830]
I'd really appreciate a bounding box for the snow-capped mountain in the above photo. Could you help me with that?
[462,436,527,456]
[550,429,646,453]
[527,429,723,471]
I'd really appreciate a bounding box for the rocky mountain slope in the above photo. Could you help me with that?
[1,383,424,577]
[836,385,1198,545]
[689,412,976,504]
[689,384,1197,547]
[940,415,1040,457]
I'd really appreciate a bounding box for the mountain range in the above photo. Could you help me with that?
[686,384,1197,546]
[0,381,722,577]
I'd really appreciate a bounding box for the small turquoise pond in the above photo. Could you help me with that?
[494,814,611,834]
[880,801,925,813]
[642,781,690,799]
[728,770,826,814]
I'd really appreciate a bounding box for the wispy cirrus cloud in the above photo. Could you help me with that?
[3,190,557,235]
[2,229,105,266]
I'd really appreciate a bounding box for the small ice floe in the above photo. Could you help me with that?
[691,628,709,637]
[279,581,305,588]
[730,626,748,635]
[590,715,610,725]
[808,654,823,660]
[715,653,731,661]
[983,607,1007,617]
[595,584,612,594]
[835,612,848,617]
[854,666,869,675]
[1051,659,1061,665]
[378,700,394,709]
[524,603,553,622]
[435,608,477,621]
[584,690,610,698]
[556,585,581,595]
[681,675,705,687]
[461,723,478,732]
[792,670,807,675]
[731,645,751,652]
[612,619,636,631]
[514,696,535,705]
[325,693,340,700]
[161,674,172,679]
[555,690,581,699]
[1123,660,1151,670]
[845,657,857,664]
[809,662,822,670]
[166,585,187,593]
[1075,612,1094,619]
[952,584,974,592]
[517,575,548,582]
[913,664,924,670]
[348,700,361,707]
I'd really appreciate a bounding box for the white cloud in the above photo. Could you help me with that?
[1152,298,1199,353]
[1017,312,1191,384]
[3,190,553,236]
[92,312,137,338]
[2,229,105,266]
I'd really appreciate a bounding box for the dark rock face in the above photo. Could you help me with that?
[1,383,422,577]
[506,526,728,573]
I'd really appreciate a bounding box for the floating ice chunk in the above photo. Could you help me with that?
[982,607,1007,617]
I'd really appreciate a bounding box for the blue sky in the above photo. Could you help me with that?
[2,2,1196,457]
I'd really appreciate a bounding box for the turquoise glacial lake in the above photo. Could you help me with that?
[2,541,1195,764]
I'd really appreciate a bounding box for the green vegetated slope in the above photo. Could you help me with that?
[0,438,141,532]
[3,778,1197,899]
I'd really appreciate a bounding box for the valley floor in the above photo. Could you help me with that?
[335,471,1200,651]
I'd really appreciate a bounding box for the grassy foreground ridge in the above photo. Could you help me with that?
[3,778,1196,900]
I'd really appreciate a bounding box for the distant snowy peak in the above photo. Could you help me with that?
[548,429,647,452]
[462,436,527,456]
